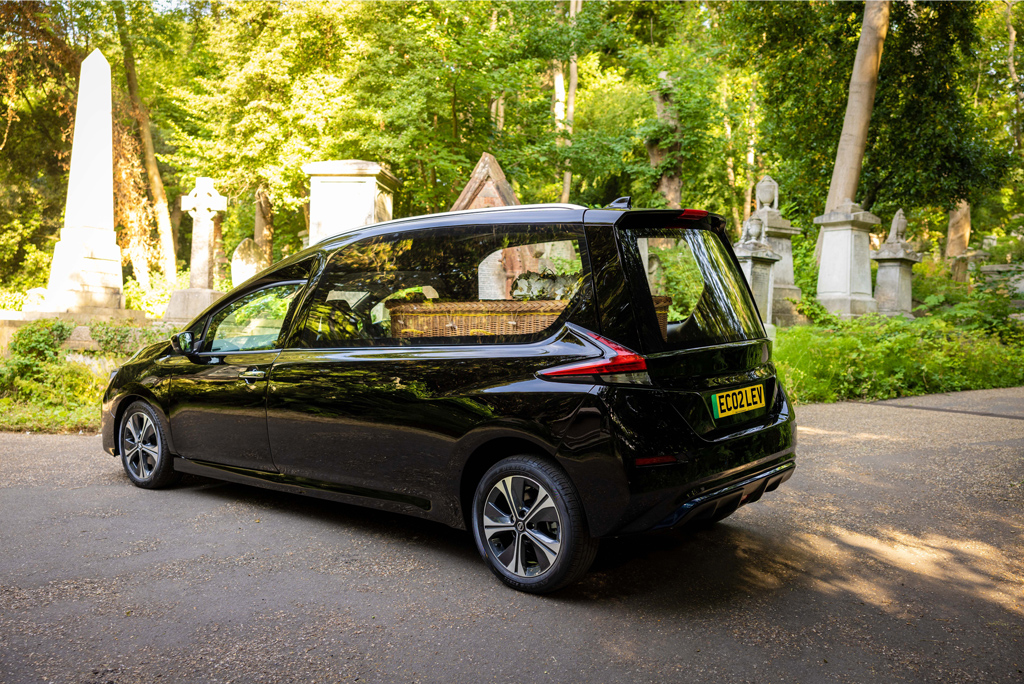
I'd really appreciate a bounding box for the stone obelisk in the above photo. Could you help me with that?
[34,49,125,313]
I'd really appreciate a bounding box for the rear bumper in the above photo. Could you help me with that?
[651,460,794,531]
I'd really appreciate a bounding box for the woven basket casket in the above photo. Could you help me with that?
[385,296,672,339]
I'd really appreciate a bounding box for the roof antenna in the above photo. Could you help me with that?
[605,196,632,210]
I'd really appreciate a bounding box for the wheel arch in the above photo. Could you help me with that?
[457,434,562,531]
[111,390,177,457]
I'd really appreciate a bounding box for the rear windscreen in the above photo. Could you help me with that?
[625,227,764,349]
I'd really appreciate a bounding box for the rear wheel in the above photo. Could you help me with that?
[471,455,598,593]
[119,401,179,489]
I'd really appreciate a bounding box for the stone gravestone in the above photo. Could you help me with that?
[302,160,400,247]
[870,209,921,317]
[231,238,263,288]
[753,176,805,327]
[23,50,135,317]
[814,199,879,318]
[734,216,782,339]
[163,178,227,324]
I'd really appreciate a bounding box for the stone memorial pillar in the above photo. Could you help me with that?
[753,176,805,327]
[870,210,921,317]
[302,160,400,246]
[230,238,263,289]
[734,217,782,339]
[25,50,127,315]
[814,199,879,318]
[163,178,227,323]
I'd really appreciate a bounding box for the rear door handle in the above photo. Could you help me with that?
[239,369,266,380]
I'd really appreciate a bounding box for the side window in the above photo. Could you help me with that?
[298,225,589,348]
[205,282,304,353]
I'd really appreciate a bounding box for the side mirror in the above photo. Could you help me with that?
[170,331,194,355]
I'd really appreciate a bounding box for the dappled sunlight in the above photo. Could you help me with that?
[787,524,1024,618]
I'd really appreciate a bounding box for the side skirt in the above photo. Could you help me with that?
[172,457,433,514]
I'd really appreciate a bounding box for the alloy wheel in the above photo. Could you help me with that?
[124,411,160,480]
[482,475,562,578]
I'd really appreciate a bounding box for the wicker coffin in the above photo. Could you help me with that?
[386,300,568,338]
[386,296,672,339]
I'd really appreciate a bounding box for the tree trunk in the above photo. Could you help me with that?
[646,72,682,210]
[744,133,755,221]
[722,81,741,236]
[113,2,177,286]
[824,0,891,213]
[946,200,971,282]
[559,0,582,204]
[254,186,274,268]
[1006,1,1022,150]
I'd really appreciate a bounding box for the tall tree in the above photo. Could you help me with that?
[559,0,582,204]
[825,0,891,213]
[112,2,176,285]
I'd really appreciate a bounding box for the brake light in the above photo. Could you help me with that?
[539,332,646,377]
[678,209,708,220]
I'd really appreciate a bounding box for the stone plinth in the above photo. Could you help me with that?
[814,201,879,318]
[303,160,400,246]
[26,49,125,314]
[61,325,100,351]
[734,239,782,340]
[871,243,921,317]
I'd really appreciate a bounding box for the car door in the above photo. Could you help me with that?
[166,279,306,471]
[265,222,597,506]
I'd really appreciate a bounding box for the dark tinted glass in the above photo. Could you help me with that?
[627,227,764,348]
[299,224,589,347]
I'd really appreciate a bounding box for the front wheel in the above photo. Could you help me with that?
[119,401,179,489]
[471,455,598,593]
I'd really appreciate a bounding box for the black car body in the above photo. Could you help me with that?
[102,204,795,592]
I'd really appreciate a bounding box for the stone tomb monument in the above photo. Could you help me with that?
[870,209,921,317]
[734,216,782,339]
[302,160,400,247]
[814,199,879,318]
[24,50,138,317]
[163,178,227,323]
[451,152,521,211]
[752,176,805,327]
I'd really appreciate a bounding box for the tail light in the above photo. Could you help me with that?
[538,331,649,384]
[678,209,708,220]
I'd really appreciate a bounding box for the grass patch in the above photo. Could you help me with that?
[0,399,99,433]
[774,315,1024,404]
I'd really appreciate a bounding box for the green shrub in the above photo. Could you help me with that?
[89,321,168,358]
[8,319,74,361]
[774,315,1024,404]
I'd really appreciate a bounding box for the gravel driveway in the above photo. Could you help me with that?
[1,387,1022,683]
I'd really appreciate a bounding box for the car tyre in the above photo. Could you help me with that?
[472,455,598,593]
[119,401,179,489]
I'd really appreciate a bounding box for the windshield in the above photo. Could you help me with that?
[625,226,764,350]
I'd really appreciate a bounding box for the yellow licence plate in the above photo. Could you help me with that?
[712,384,765,419]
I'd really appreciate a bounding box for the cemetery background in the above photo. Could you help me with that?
[3,1,1024,432]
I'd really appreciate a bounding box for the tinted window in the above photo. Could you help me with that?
[627,227,764,349]
[206,282,304,353]
[299,225,589,347]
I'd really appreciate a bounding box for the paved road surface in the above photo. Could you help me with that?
[1,388,1022,683]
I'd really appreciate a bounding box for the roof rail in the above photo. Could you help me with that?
[314,203,588,245]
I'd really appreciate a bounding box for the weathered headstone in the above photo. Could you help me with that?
[163,178,227,323]
[231,238,263,288]
[870,209,921,317]
[25,50,130,315]
[61,325,100,351]
[814,199,879,318]
[753,176,805,327]
[302,160,400,246]
[734,216,782,339]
